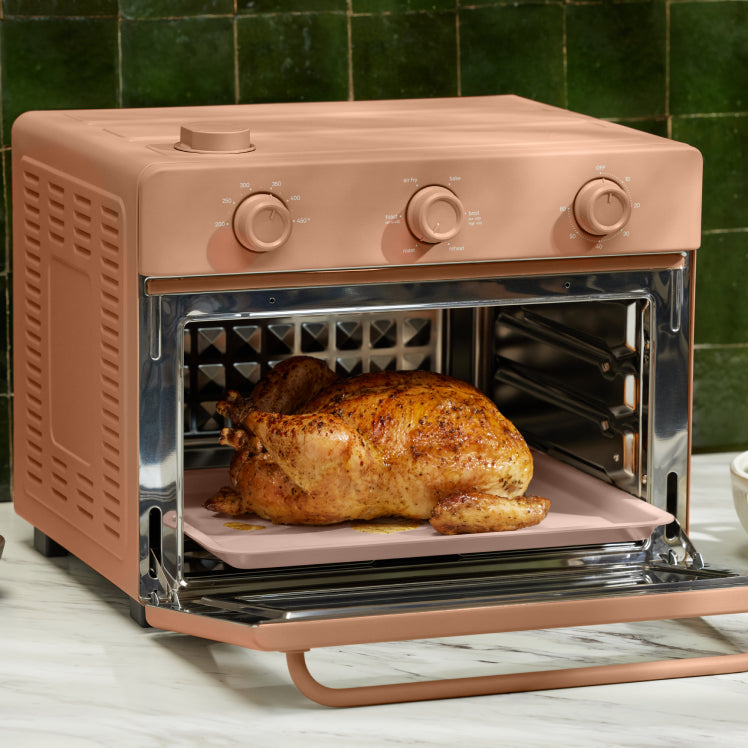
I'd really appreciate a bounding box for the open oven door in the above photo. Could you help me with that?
[143,528,748,707]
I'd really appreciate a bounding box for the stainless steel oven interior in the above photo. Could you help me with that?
[138,256,746,624]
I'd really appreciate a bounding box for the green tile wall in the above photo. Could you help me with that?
[1,1,746,499]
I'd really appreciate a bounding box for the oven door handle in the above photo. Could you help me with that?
[286,650,748,708]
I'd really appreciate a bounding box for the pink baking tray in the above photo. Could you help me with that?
[168,452,673,569]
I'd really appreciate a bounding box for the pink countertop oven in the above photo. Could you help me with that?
[12,96,748,706]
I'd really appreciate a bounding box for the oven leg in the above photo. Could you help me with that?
[128,599,151,628]
[33,528,69,558]
[285,650,748,708]
[32,526,152,629]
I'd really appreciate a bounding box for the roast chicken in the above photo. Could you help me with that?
[206,356,550,534]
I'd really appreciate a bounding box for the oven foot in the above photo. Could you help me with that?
[33,528,69,558]
[128,599,151,628]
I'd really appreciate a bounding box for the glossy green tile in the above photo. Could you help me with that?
[0,396,10,502]
[0,277,7,395]
[566,2,666,119]
[351,12,457,100]
[672,114,748,232]
[0,152,7,276]
[237,13,348,103]
[1,18,118,146]
[121,0,235,18]
[239,0,346,11]
[460,4,564,106]
[693,344,748,451]
[3,154,12,278]
[671,1,748,115]
[695,232,748,346]
[354,0,454,11]
[609,118,669,139]
[121,18,235,107]
[4,0,117,15]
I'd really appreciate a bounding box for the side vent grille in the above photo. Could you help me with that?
[21,170,46,493]
[17,159,126,554]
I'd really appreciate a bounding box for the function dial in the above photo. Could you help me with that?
[233,193,292,252]
[573,178,632,236]
[406,185,464,243]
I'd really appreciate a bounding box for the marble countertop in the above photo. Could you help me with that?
[2,453,748,747]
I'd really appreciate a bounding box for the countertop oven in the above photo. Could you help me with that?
[12,96,748,706]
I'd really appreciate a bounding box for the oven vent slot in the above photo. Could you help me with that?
[148,506,163,578]
[665,471,680,540]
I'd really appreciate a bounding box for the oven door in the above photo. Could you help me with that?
[138,254,748,705]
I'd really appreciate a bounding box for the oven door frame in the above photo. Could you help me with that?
[137,252,693,603]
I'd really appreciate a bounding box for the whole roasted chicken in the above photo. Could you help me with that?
[206,356,549,534]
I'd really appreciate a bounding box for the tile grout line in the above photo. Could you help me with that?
[116,10,123,108]
[455,3,461,98]
[0,3,10,495]
[233,8,240,105]
[694,342,748,350]
[562,1,568,109]
[665,0,671,139]
[347,0,354,101]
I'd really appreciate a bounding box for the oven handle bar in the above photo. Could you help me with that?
[285,649,748,708]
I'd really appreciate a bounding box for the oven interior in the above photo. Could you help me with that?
[141,267,745,624]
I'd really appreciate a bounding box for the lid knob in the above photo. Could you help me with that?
[175,121,254,154]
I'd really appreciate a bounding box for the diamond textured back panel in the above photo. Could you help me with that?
[16,156,127,557]
[183,311,441,438]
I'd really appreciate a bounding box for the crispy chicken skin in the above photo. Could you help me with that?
[206,356,549,534]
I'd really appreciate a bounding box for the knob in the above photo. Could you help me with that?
[233,193,292,252]
[175,121,254,153]
[573,178,632,236]
[406,186,464,243]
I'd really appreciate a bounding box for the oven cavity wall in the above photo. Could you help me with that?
[11,111,143,597]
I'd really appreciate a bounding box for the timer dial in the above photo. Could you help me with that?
[406,185,464,243]
[233,193,292,252]
[573,178,632,236]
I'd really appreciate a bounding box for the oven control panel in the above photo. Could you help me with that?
[139,153,700,277]
[135,122,701,277]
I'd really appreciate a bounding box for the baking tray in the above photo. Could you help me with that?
[166,452,673,569]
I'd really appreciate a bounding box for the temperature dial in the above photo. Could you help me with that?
[573,178,632,236]
[233,193,292,252]
[406,186,464,243]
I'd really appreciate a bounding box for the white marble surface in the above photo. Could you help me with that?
[2,453,748,747]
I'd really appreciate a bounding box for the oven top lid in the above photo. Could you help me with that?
[51,95,688,162]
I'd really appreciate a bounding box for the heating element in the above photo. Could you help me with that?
[12,96,748,706]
